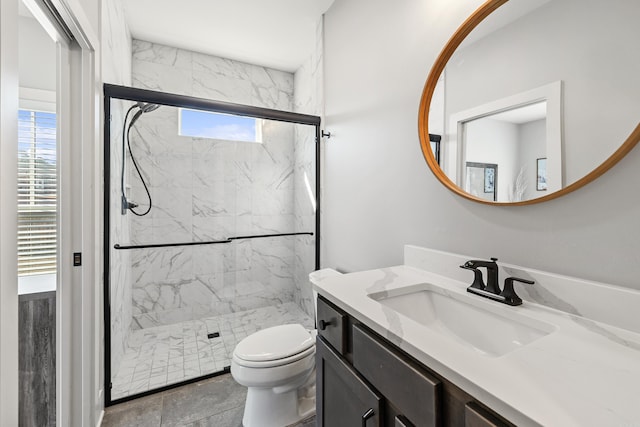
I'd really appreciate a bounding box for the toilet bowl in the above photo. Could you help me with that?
[231,269,343,427]
[231,324,317,427]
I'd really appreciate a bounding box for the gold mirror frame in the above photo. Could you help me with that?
[418,0,640,206]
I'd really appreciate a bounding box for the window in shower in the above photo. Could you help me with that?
[179,108,262,143]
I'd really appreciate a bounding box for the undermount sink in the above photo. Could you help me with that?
[368,283,555,357]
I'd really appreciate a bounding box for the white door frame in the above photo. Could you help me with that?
[0,0,21,423]
[0,0,100,425]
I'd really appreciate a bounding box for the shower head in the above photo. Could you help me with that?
[136,102,160,113]
[130,102,160,127]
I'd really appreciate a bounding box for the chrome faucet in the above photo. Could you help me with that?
[460,257,535,306]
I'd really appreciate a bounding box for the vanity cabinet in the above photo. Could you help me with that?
[352,324,441,426]
[316,337,383,426]
[316,295,514,427]
[316,293,348,354]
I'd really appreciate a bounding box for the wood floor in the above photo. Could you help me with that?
[19,292,56,427]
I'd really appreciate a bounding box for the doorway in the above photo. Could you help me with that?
[17,4,60,425]
[1,0,99,425]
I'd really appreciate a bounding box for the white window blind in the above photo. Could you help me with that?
[17,109,57,276]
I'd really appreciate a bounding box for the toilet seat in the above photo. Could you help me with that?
[233,345,315,368]
[233,324,316,368]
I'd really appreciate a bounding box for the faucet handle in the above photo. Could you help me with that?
[460,264,485,290]
[500,277,535,306]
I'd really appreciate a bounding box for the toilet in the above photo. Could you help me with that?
[230,268,342,427]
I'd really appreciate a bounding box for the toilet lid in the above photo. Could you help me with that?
[234,324,314,362]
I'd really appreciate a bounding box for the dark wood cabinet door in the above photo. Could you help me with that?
[317,336,383,427]
[317,295,347,354]
[352,324,442,427]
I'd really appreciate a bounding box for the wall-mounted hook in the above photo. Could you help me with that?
[321,130,332,139]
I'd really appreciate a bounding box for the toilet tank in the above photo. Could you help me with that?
[309,269,343,324]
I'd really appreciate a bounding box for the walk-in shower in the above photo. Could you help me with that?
[103,84,320,405]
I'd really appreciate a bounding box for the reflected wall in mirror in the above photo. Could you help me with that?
[419,0,640,205]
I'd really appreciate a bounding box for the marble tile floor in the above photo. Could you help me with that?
[102,373,317,427]
[112,302,314,400]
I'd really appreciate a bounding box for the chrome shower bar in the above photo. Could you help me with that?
[114,232,314,250]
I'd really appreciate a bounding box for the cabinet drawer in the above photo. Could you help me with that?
[465,402,513,427]
[317,295,347,354]
[352,324,441,427]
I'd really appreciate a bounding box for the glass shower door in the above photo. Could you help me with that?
[105,85,319,403]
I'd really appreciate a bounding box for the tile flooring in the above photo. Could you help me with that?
[102,373,317,427]
[112,302,314,400]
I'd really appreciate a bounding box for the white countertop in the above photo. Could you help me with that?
[312,264,640,426]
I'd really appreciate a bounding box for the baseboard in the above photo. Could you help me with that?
[96,387,104,427]
[95,409,104,427]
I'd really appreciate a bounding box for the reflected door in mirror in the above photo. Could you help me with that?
[466,162,497,202]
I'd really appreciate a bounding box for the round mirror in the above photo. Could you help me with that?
[419,0,640,205]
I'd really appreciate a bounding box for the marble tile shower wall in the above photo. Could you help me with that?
[131,40,294,109]
[127,40,312,329]
[292,18,324,318]
[103,0,133,377]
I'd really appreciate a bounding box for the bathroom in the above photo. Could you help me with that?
[1,0,640,425]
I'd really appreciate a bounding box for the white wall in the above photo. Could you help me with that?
[465,119,518,202]
[102,0,131,86]
[18,15,56,92]
[76,0,99,37]
[518,119,546,200]
[323,0,640,290]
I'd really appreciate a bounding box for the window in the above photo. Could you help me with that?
[17,109,57,276]
[179,109,262,143]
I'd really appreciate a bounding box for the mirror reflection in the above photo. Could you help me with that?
[427,0,640,203]
[460,99,554,202]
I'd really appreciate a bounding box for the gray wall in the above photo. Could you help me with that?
[444,0,640,186]
[322,0,640,290]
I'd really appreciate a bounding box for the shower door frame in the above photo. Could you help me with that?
[103,83,322,406]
